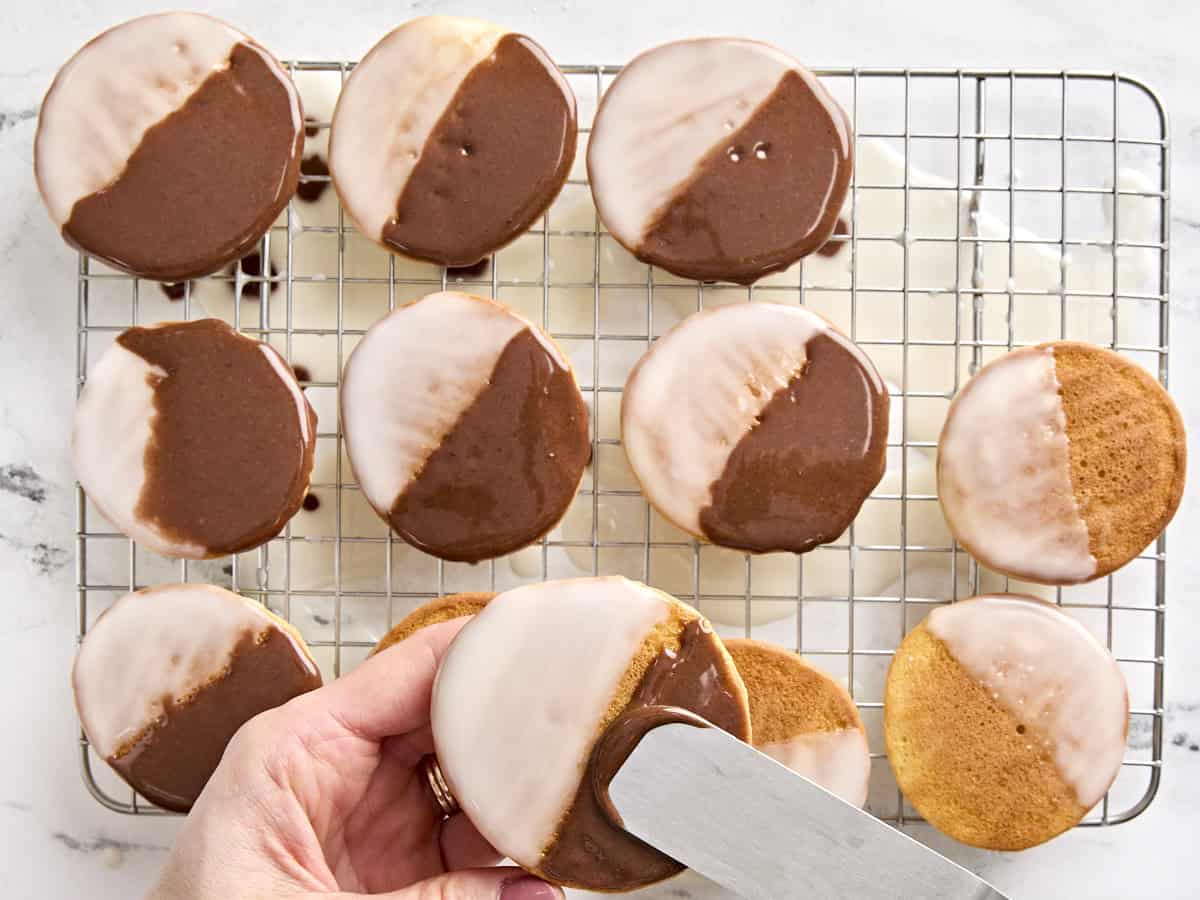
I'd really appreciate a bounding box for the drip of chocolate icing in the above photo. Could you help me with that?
[297,154,331,203]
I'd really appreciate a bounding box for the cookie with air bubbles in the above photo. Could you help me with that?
[371,593,494,656]
[621,302,888,555]
[937,341,1185,585]
[341,291,589,563]
[588,38,851,284]
[724,639,870,807]
[35,12,304,281]
[73,584,321,811]
[329,16,576,268]
[431,576,750,891]
[74,319,316,559]
[885,594,1128,849]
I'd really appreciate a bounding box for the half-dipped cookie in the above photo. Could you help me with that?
[74,319,316,559]
[329,17,576,267]
[725,639,870,807]
[938,341,1186,585]
[341,291,589,562]
[74,584,321,811]
[588,38,851,284]
[622,302,888,554]
[885,594,1128,849]
[35,12,303,281]
[371,592,494,655]
[432,576,751,891]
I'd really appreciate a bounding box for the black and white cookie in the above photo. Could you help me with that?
[74,319,316,558]
[330,16,576,267]
[35,12,304,281]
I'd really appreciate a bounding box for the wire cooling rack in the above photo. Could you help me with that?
[75,64,1170,832]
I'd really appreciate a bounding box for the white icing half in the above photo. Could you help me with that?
[431,576,671,867]
[329,16,506,241]
[621,302,827,536]
[73,584,285,758]
[938,346,1096,584]
[926,594,1128,809]
[341,291,568,516]
[759,728,871,808]
[587,38,797,247]
[72,341,206,558]
[35,12,242,225]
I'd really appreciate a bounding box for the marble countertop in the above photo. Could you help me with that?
[1,1,1197,897]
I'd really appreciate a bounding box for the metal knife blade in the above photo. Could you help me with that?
[608,723,1010,900]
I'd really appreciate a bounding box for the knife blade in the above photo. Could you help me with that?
[607,723,1011,900]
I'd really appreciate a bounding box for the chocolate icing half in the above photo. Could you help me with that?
[639,70,852,285]
[62,42,303,282]
[387,327,589,562]
[112,626,320,811]
[381,34,576,267]
[539,619,749,890]
[118,319,316,555]
[700,330,888,553]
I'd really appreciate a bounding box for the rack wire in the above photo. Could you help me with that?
[75,64,1169,830]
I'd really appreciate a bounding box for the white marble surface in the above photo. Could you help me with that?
[1,1,1198,897]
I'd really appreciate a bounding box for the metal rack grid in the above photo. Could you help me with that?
[75,63,1170,831]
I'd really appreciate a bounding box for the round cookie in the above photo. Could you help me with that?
[340,291,589,563]
[431,576,751,891]
[329,16,576,267]
[937,341,1186,585]
[74,319,316,559]
[884,594,1128,850]
[588,38,851,284]
[74,584,321,811]
[371,593,494,655]
[724,639,870,807]
[621,302,888,554]
[35,12,303,281]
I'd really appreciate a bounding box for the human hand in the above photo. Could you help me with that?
[148,618,562,900]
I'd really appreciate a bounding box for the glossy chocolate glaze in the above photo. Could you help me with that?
[640,70,852,285]
[700,330,888,553]
[818,216,851,258]
[119,319,316,556]
[539,619,750,890]
[63,42,303,282]
[381,34,576,267]
[387,328,589,562]
[113,626,320,811]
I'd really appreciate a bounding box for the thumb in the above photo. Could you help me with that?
[361,867,563,900]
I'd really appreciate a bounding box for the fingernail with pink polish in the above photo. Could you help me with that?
[500,874,562,900]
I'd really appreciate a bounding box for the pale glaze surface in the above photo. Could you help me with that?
[938,346,1096,584]
[621,302,822,536]
[35,12,241,225]
[926,594,1128,808]
[72,584,287,758]
[430,576,670,868]
[328,16,505,240]
[340,291,561,516]
[758,728,871,808]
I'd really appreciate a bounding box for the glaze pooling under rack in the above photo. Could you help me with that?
[74,63,1170,830]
